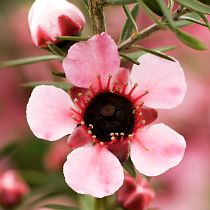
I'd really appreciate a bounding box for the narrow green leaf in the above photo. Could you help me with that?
[43,204,80,210]
[123,157,136,178]
[0,55,63,68]
[175,0,210,14]
[48,43,67,56]
[142,0,163,16]
[179,15,209,27]
[56,36,89,41]
[132,45,175,61]
[81,0,88,7]
[120,52,140,64]
[155,0,176,29]
[120,4,139,41]
[22,81,72,91]
[138,1,166,28]
[175,28,207,50]
[198,13,210,30]
[51,72,66,78]
[103,0,138,6]
[78,195,95,210]
[175,13,202,27]
[0,142,18,159]
[200,0,210,5]
[121,45,175,62]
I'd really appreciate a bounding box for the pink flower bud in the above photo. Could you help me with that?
[117,174,155,210]
[0,171,29,208]
[28,0,85,47]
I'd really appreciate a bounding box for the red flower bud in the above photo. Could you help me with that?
[28,0,85,47]
[0,171,29,208]
[117,174,155,210]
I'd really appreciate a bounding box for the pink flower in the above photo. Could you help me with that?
[117,174,155,210]
[0,171,29,208]
[26,33,186,197]
[28,0,85,47]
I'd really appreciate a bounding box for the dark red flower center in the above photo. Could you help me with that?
[83,92,135,142]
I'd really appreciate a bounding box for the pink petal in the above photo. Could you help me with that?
[107,140,130,163]
[26,85,77,141]
[69,86,88,101]
[141,106,158,126]
[67,126,91,149]
[130,123,186,176]
[63,33,120,88]
[130,54,187,109]
[63,145,124,198]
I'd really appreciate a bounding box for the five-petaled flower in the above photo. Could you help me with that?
[26,33,187,198]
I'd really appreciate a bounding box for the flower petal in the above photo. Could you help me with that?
[67,126,91,149]
[63,33,120,88]
[130,123,186,176]
[26,85,77,141]
[131,54,187,109]
[63,145,124,198]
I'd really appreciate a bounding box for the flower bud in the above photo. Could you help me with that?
[0,171,29,208]
[28,0,85,47]
[117,174,155,210]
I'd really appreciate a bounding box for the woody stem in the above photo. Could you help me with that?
[88,0,106,34]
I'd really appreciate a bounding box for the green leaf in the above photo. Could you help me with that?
[123,157,136,178]
[120,52,140,64]
[0,55,63,68]
[179,15,209,27]
[198,13,210,30]
[103,0,138,6]
[0,142,18,159]
[43,204,80,210]
[56,36,89,41]
[121,45,175,62]
[48,43,67,56]
[139,1,166,28]
[175,28,207,50]
[142,0,163,16]
[174,0,210,14]
[120,4,139,42]
[175,13,202,27]
[51,72,66,78]
[132,45,175,61]
[78,195,95,210]
[81,0,88,7]
[22,81,72,91]
[155,0,176,29]
[200,0,210,5]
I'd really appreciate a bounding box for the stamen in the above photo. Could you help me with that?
[70,107,81,116]
[133,90,149,103]
[111,136,116,141]
[128,134,133,139]
[78,92,87,107]
[106,75,112,90]
[112,80,119,91]
[74,98,83,110]
[120,132,125,141]
[97,75,103,90]
[122,82,128,95]
[81,121,85,125]
[127,83,138,97]
[89,85,95,96]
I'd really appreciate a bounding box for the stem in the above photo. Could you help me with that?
[94,198,104,210]
[118,24,161,50]
[118,5,190,51]
[88,0,106,34]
